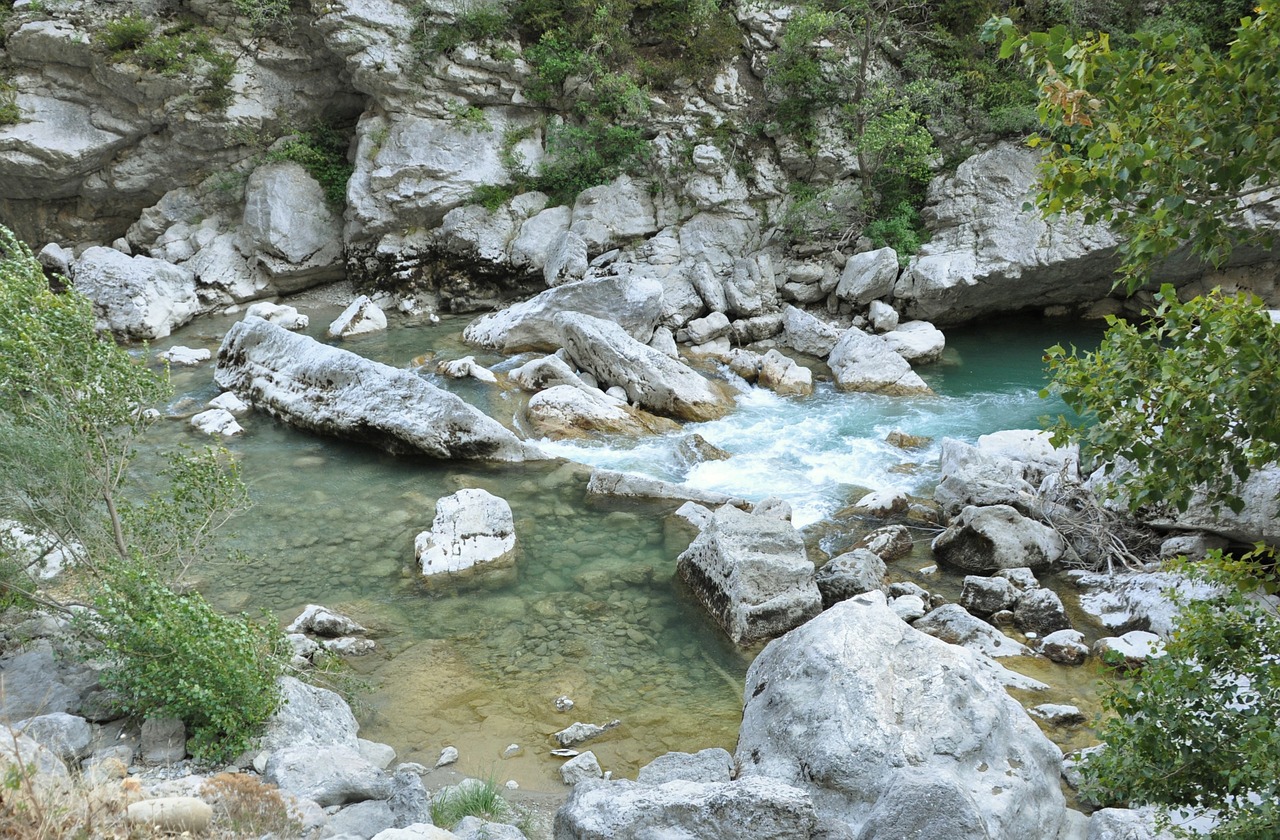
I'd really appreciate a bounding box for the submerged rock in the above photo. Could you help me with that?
[736,591,1068,837]
[215,317,542,461]
[415,489,517,578]
[676,504,821,646]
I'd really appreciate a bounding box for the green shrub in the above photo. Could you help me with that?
[89,562,288,764]
[429,778,512,828]
[0,80,18,126]
[530,120,649,205]
[419,2,512,56]
[0,224,289,767]
[232,0,293,34]
[863,199,926,263]
[468,183,519,210]
[97,14,154,55]
[266,124,354,208]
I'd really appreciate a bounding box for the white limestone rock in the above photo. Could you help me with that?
[525,385,679,440]
[934,431,1079,515]
[835,247,900,306]
[780,305,842,357]
[415,488,517,577]
[555,312,733,422]
[913,604,1033,658]
[215,317,541,461]
[554,776,819,839]
[757,349,813,396]
[208,391,250,415]
[736,591,1069,838]
[329,295,388,338]
[241,161,344,288]
[438,356,497,384]
[190,408,244,437]
[932,504,1065,573]
[463,275,663,354]
[895,143,1121,325]
[587,469,748,508]
[245,301,309,330]
[676,504,822,646]
[160,346,211,366]
[560,751,604,786]
[828,328,932,395]
[71,247,198,340]
[882,320,946,364]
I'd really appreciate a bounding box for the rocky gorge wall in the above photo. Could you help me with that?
[4,0,1278,336]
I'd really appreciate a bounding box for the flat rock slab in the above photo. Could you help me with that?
[215,317,542,462]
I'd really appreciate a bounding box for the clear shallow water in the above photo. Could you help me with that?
[148,308,1101,791]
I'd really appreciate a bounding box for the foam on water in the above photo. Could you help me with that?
[539,375,1063,527]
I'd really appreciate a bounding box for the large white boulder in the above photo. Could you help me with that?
[569,174,659,252]
[414,488,517,577]
[882,320,946,364]
[735,590,1068,838]
[524,385,679,439]
[555,312,733,421]
[932,504,1066,573]
[676,504,821,646]
[780,305,842,357]
[895,143,1121,324]
[827,328,932,395]
[934,431,1079,516]
[834,247,900,306]
[240,161,343,289]
[462,275,663,353]
[215,317,542,461]
[71,247,198,340]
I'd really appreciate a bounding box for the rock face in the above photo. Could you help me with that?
[827,328,932,395]
[463,276,663,353]
[415,489,517,577]
[895,143,1122,325]
[675,505,821,646]
[555,312,733,421]
[735,591,1068,838]
[932,504,1066,573]
[215,317,542,461]
[71,247,198,340]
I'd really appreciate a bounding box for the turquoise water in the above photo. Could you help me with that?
[150,308,1100,791]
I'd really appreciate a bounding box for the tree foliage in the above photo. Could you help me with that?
[1044,285,1280,516]
[1081,551,1280,840]
[998,7,1280,836]
[0,225,286,763]
[988,1,1280,289]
